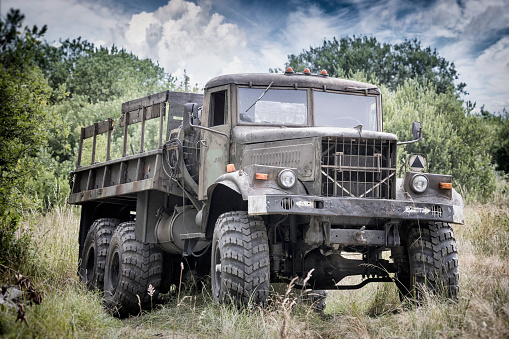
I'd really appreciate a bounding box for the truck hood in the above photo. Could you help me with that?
[232,126,398,144]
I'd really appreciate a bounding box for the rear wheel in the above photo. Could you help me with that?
[80,218,120,290]
[397,222,459,300]
[104,222,163,318]
[211,211,270,307]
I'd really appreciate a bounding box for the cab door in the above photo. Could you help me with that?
[198,85,231,200]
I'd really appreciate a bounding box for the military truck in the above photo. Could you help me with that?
[69,68,463,317]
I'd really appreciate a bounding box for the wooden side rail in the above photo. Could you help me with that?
[76,118,114,168]
[120,91,169,155]
[75,90,204,169]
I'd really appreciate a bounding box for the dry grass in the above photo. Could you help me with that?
[1,185,508,338]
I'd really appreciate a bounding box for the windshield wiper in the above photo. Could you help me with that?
[245,81,274,112]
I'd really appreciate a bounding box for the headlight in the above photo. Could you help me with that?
[277,169,296,189]
[411,174,428,193]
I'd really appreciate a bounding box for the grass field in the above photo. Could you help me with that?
[1,186,508,338]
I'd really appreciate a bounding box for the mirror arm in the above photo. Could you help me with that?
[189,124,229,138]
[396,121,422,146]
[397,124,423,146]
[397,137,422,146]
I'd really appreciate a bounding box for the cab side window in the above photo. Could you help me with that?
[210,90,228,126]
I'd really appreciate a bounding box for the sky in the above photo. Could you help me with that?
[3,0,509,113]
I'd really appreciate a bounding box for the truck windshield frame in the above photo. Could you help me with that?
[237,86,379,130]
[238,87,308,126]
[313,90,378,131]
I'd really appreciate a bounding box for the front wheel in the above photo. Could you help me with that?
[211,211,270,307]
[397,222,459,300]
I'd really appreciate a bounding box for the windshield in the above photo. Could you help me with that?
[314,91,377,130]
[238,88,307,125]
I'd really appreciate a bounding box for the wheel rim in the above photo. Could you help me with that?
[85,246,95,284]
[110,248,120,291]
[213,240,222,299]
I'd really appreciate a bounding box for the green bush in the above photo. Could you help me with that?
[0,65,52,267]
[344,71,495,201]
[382,80,495,201]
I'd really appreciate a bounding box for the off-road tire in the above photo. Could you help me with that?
[211,211,270,307]
[104,222,163,318]
[80,218,120,290]
[397,222,459,301]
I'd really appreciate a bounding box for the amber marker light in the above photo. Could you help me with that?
[255,173,268,180]
[320,69,328,76]
[303,68,311,74]
[439,182,452,189]
[226,164,236,173]
[285,67,294,73]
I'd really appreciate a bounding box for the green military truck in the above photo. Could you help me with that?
[69,69,463,317]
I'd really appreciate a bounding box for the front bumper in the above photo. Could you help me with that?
[248,194,464,224]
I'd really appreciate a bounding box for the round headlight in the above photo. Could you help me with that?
[277,169,296,189]
[411,174,428,193]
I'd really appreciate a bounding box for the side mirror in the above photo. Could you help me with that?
[412,121,422,141]
[183,103,199,135]
[397,121,423,146]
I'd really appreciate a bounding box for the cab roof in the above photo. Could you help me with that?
[204,73,380,94]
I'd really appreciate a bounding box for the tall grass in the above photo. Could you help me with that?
[1,183,509,338]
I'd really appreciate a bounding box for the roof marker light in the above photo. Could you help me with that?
[303,68,311,74]
[320,69,328,76]
[285,67,294,73]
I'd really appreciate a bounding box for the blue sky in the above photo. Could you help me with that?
[4,0,509,113]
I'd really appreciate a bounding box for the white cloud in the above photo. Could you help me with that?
[4,0,128,46]
[116,0,249,86]
[282,6,339,51]
[457,37,509,112]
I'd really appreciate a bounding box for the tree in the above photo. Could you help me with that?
[286,36,466,95]
[481,108,509,173]
[0,8,47,68]
[0,9,52,265]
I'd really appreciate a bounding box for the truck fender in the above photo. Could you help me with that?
[202,170,307,239]
[395,177,464,224]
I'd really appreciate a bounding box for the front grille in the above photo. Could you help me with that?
[321,137,396,199]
